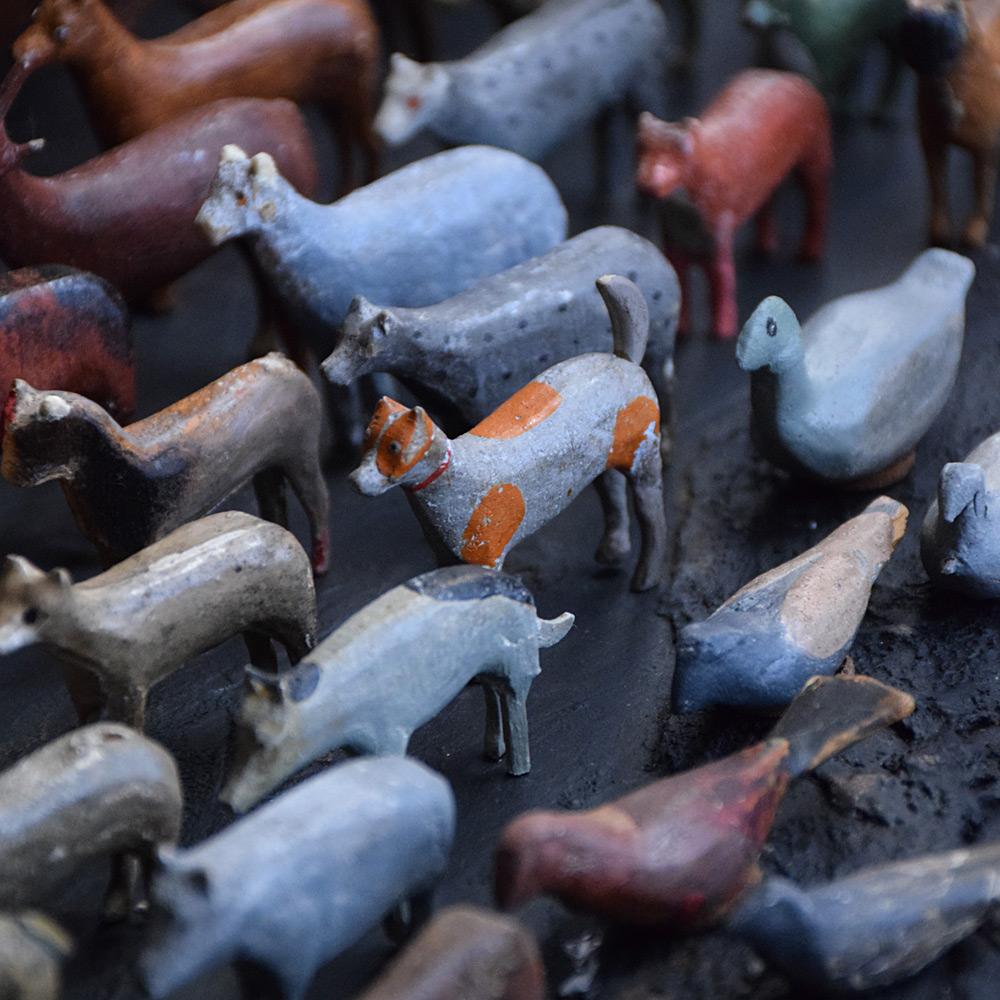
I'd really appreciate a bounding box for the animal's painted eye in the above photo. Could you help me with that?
[766,317,777,337]
[406,95,422,111]
[53,25,69,43]
[22,607,38,624]
[388,440,402,454]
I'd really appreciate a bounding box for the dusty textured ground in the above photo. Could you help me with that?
[1,0,999,997]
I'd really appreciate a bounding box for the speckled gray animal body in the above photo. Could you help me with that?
[737,249,974,486]
[674,496,908,713]
[0,724,181,920]
[223,566,574,811]
[196,145,568,355]
[0,512,316,729]
[322,226,680,425]
[729,840,1000,993]
[0,913,70,1000]
[921,427,1000,596]
[350,276,667,592]
[375,0,669,160]
[141,757,456,1000]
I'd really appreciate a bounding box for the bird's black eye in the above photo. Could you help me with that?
[22,607,38,624]
[766,317,777,337]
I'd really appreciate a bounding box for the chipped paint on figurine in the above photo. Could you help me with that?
[223,565,574,811]
[0,912,71,1000]
[495,675,914,926]
[349,277,667,592]
[356,905,546,1000]
[921,427,1000,596]
[0,266,134,428]
[14,0,379,193]
[2,354,330,572]
[0,512,316,729]
[196,144,567,356]
[729,840,1000,992]
[636,70,831,339]
[322,226,680,431]
[141,757,455,1000]
[674,496,908,713]
[375,0,669,161]
[0,724,182,920]
[738,249,974,487]
[0,62,318,304]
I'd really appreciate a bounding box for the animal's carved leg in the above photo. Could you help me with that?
[594,470,632,567]
[253,467,289,529]
[797,141,831,262]
[244,631,279,673]
[283,459,331,576]
[629,444,668,592]
[662,244,691,336]
[501,683,532,777]
[103,852,147,923]
[964,149,997,249]
[482,684,507,762]
[708,225,738,339]
[60,663,105,724]
[104,684,147,731]
[755,197,779,256]
[921,131,951,247]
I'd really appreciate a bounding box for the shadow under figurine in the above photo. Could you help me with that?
[900,0,1000,248]
[636,69,831,339]
[140,757,456,1000]
[921,426,1000,596]
[349,276,667,592]
[14,0,380,194]
[0,265,134,429]
[0,723,182,921]
[196,143,567,358]
[355,905,545,1000]
[0,61,318,306]
[674,495,908,713]
[374,0,669,162]
[0,512,317,729]
[729,839,1000,993]
[223,565,574,812]
[0,912,71,1000]
[738,248,974,488]
[2,353,331,573]
[494,674,914,926]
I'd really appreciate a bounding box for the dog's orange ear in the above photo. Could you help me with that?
[363,396,407,452]
[376,406,435,479]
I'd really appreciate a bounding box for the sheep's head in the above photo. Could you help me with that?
[196,146,283,246]
[375,53,449,146]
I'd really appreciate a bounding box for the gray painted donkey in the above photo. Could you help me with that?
[0,511,316,729]
[141,757,456,1000]
[196,145,568,355]
[375,0,669,160]
[223,565,575,812]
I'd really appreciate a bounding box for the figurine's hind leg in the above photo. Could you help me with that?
[920,128,951,247]
[964,148,997,249]
[499,670,534,777]
[755,195,779,255]
[796,139,831,262]
[103,683,147,732]
[283,457,331,575]
[253,467,289,529]
[103,851,148,923]
[383,889,434,944]
[269,618,313,665]
[482,684,507,762]
[628,442,668,592]
[60,663,106,724]
[594,470,632,567]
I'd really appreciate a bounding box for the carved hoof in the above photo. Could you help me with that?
[630,559,663,593]
[312,530,330,576]
[595,532,631,567]
[962,216,990,250]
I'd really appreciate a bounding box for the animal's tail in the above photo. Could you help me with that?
[899,0,968,76]
[770,674,915,779]
[537,612,575,648]
[597,275,650,364]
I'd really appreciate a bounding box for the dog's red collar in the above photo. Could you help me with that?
[406,444,452,493]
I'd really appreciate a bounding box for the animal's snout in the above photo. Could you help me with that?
[636,160,680,199]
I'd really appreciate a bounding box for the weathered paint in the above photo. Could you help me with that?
[460,484,526,567]
[470,382,561,440]
[607,395,659,472]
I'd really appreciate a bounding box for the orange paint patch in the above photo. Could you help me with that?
[460,483,526,567]
[607,396,659,471]
[376,408,434,479]
[470,382,561,439]
[363,396,406,452]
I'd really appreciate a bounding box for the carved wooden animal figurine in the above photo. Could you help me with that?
[223,565,574,811]
[900,0,1000,248]
[738,249,974,487]
[729,840,1000,992]
[495,674,914,926]
[674,496,908,713]
[356,906,546,1000]
[14,0,379,194]
[0,266,134,426]
[921,427,1000,596]
[141,757,456,1000]
[742,0,906,113]
[0,512,316,729]
[3,353,330,572]
[0,724,182,920]
[196,144,567,355]
[0,62,317,304]
[322,226,680,428]
[0,913,71,1000]
[350,276,667,592]
[374,0,668,161]
[636,70,831,339]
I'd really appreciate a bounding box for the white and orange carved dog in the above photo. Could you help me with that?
[350,275,667,592]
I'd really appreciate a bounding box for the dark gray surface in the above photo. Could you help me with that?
[1,1,998,998]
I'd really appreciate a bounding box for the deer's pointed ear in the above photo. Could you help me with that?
[46,567,71,589]
[408,405,433,446]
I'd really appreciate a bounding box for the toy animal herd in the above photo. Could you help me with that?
[0,0,998,998]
